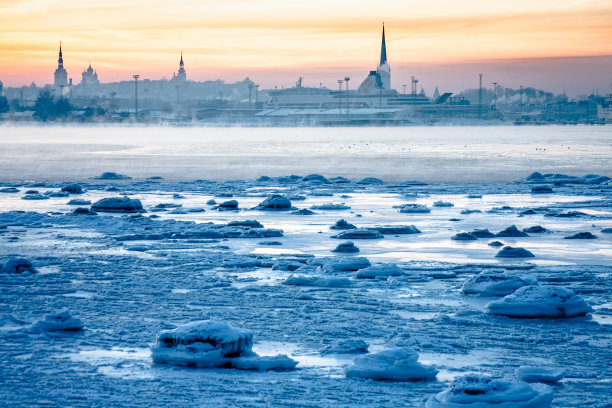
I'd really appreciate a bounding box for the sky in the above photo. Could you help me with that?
[0,0,611,95]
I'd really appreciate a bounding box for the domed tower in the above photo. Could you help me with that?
[54,42,68,88]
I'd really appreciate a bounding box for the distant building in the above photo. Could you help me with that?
[172,53,186,83]
[81,62,99,86]
[53,43,68,88]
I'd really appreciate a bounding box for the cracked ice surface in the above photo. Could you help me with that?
[0,170,611,407]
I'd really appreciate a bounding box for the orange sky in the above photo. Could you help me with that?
[1,0,611,92]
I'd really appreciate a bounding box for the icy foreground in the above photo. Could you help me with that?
[0,171,611,407]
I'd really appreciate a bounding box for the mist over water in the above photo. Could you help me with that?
[0,125,610,182]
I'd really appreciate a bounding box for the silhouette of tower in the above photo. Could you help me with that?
[376,24,390,90]
[173,52,186,82]
[54,42,68,88]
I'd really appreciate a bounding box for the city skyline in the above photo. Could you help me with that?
[1,0,611,95]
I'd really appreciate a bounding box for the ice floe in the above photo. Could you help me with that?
[496,225,529,237]
[398,204,431,213]
[91,197,144,213]
[354,263,404,279]
[213,200,239,211]
[332,241,360,253]
[345,347,438,382]
[433,201,454,207]
[311,203,351,210]
[369,225,421,235]
[485,286,592,318]
[1,258,38,274]
[151,320,297,371]
[31,310,84,333]
[92,172,132,180]
[253,195,292,211]
[330,219,356,230]
[332,229,383,239]
[515,366,565,384]
[322,339,369,354]
[495,246,535,258]
[461,271,533,296]
[452,232,478,241]
[61,184,84,194]
[564,232,597,239]
[283,275,353,288]
[425,375,553,407]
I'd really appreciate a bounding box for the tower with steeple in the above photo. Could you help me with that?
[172,52,187,83]
[376,24,391,90]
[54,42,68,88]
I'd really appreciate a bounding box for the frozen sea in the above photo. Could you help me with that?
[0,125,611,407]
[0,125,611,182]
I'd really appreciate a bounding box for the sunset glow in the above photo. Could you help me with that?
[1,0,611,92]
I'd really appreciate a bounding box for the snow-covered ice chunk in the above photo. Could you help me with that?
[21,193,48,200]
[461,209,482,214]
[324,257,371,272]
[91,197,144,213]
[330,219,356,230]
[354,263,404,279]
[292,208,315,215]
[332,229,383,239]
[322,339,368,355]
[485,286,592,318]
[471,229,495,238]
[31,310,83,332]
[311,203,351,210]
[600,228,612,233]
[425,375,553,408]
[73,207,97,215]
[302,174,330,183]
[369,225,420,235]
[531,185,553,194]
[515,366,565,384]
[495,246,534,258]
[283,275,353,287]
[46,190,69,197]
[433,201,454,207]
[452,232,477,241]
[67,199,91,205]
[213,200,239,211]
[523,226,548,233]
[227,220,263,228]
[461,271,533,296]
[399,204,431,214]
[92,172,132,180]
[345,347,437,382]
[488,241,504,247]
[0,187,19,193]
[253,195,292,211]
[259,241,282,246]
[61,184,84,194]
[332,241,360,253]
[151,320,297,371]
[1,258,37,274]
[496,225,529,237]
[357,177,384,185]
[564,232,597,239]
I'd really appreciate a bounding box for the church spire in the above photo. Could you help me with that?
[180,52,184,67]
[379,24,387,66]
[58,41,64,68]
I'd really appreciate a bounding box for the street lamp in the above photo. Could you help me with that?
[132,74,139,115]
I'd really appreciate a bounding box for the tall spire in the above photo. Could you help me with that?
[180,52,184,67]
[58,41,63,68]
[379,23,387,66]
